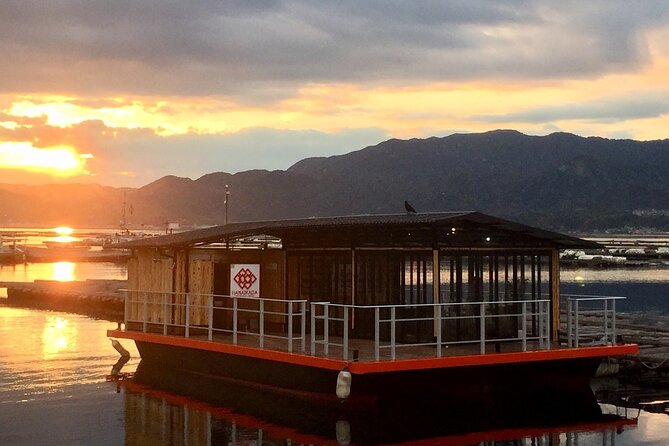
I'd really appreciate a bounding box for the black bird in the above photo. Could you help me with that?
[404,200,417,214]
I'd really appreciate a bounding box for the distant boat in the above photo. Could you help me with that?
[0,238,24,264]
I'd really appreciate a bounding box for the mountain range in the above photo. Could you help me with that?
[1,130,668,232]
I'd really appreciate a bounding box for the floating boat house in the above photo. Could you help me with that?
[109,212,637,402]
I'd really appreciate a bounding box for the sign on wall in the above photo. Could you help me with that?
[230,264,260,298]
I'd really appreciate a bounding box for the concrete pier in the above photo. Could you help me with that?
[2,279,126,322]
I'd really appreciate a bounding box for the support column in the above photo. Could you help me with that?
[550,250,561,342]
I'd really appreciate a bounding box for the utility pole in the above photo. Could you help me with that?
[224,184,230,225]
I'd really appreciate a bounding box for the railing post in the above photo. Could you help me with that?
[185,293,190,338]
[123,291,128,330]
[479,302,486,354]
[288,302,293,353]
[163,292,168,335]
[522,301,527,351]
[323,304,329,356]
[567,299,573,347]
[208,295,213,341]
[374,307,380,361]
[343,307,349,361]
[575,300,580,348]
[259,299,265,349]
[390,306,396,360]
[436,304,442,358]
[603,299,609,341]
[232,296,238,345]
[143,291,148,333]
[612,299,617,346]
[300,301,306,353]
[310,303,316,355]
[532,301,547,350]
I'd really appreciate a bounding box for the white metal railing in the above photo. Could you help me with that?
[311,299,551,361]
[122,290,627,362]
[565,294,625,347]
[124,290,307,353]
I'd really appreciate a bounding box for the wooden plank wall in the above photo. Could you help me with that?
[189,259,213,326]
[173,250,188,325]
[128,248,173,324]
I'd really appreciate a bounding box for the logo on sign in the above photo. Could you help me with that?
[233,268,257,290]
[230,264,260,297]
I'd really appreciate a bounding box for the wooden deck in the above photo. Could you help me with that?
[110,324,638,375]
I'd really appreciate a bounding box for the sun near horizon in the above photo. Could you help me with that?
[0,141,91,178]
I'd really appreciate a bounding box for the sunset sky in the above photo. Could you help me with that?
[1,1,669,186]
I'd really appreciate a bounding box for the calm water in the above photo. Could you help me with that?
[0,263,668,444]
[0,305,667,445]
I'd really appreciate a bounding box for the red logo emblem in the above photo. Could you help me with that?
[233,268,257,290]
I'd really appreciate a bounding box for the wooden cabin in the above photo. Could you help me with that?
[111,212,637,401]
[119,212,598,344]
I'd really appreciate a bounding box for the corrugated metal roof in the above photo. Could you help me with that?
[114,211,599,249]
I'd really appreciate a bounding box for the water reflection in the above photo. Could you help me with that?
[52,261,76,282]
[41,315,77,358]
[123,364,637,446]
[0,261,127,283]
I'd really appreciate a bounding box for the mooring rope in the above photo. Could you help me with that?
[639,357,669,370]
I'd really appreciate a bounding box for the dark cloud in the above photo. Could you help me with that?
[473,91,669,123]
[1,1,668,101]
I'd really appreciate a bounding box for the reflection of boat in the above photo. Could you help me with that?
[122,362,637,446]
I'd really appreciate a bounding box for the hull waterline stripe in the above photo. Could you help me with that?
[108,329,637,374]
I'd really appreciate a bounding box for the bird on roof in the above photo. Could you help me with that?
[404,201,417,214]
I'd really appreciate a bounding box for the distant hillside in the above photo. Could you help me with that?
[0,130,668,231]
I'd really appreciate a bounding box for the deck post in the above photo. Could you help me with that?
[612,299,617,345]
[390,306,396,360]
[142,291,148,333]
[374,307,380,361]
[521,301,527,351]
[259,299,265,349]
[185,293,190,338]
[300,301,306,352]
[343,307,349,360]
[479,302,485,354]
[163,292,168,335]
[310,303,316,355]
[232,296,238,345]
[323,304,329,356]
[288,301,293,353]
[208,294,213,341]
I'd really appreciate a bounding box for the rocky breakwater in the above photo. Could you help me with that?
[4,279,126,321]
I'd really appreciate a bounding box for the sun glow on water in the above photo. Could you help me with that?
[52,262,76,282]
[53,227,74,236]
[41,315,77,358]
